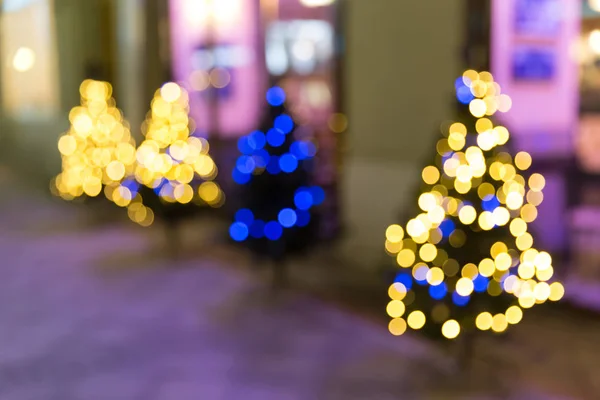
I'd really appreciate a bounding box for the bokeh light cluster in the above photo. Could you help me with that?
[385,71,564,340]
[54,81,223,227]
[53,80,137,203]
[229,86,324,242]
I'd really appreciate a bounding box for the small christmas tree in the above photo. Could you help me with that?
[130,82,224,230]
[229,86,324,282]
[54,80,138,210]
[385,71,565,341]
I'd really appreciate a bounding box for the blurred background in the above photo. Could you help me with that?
[1,0,600,398]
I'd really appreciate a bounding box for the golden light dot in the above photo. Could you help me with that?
[514,152,532,170]
[385,240,403,254]
[518,295,536,309]
[386,224,404,243]
[454,179,472,194]
[160,82,182,103]
[426,267,444,286]
[106,161,126,181]
[449,122,467,136]
[470,80,488,98]
[456,277,474,296]
[388,283,407,301]
[534,282,551,302]
[461,263,478,279]
[58,136,77,156]
[494,253,512,271]
[478,211,495,230]
[505,192,523,210]
[536,266,554,282]
[470,99,487,118]
[510,218,527,237]
[386,300,406,318]
[477,131,496,151]
[174,183,194,204]
[518,262,535,280]
[498,94,512,113]
[474,118,492,133]
[494,126,510,145]
[534,252,552,271]
[488,280,503,296]
[506,306,523,325]
[418,193,437,212]
[198,181,220,203]
[549,282,565,301]
[477,183,495,200]
[476,312,493,330]
[190,70,210,91]
[210,67,231,89]
[491,314,508,333]
[516,233,534,251]
[478,258,495,277]
[389,318,407,336]
[407,311,426,330]
[492,207,510,226]
[448,133,466,151]
[520,204,538,223]
[328,113,349,133]
[397,249,416,268]
[479,71,494,82]
[529,173,546,192]
[441,320,460,339]
[419,243,438,262]
[490,242,508,259]
[526,190,544,207]
[138,207,155,227]
[422,166,440,185]
[406,218,427,238]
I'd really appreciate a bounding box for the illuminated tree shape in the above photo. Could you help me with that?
[128,82,224,226]
[229,86,324,252]
[54,80,138,207]
[385,70,565,340]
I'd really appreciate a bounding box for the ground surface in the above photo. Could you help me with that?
[0,169,596,399]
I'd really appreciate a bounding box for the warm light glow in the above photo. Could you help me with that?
[12,46,36,72]
[441,320,460,339]
[300,0,335,7]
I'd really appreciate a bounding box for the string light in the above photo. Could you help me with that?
[385,71,564,339]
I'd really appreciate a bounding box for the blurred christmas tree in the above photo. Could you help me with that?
[54,80,139,211]
[385,70,565,341]
[229,86,324,283]
[131,82,224,246]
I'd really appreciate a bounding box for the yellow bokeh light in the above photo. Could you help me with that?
[516,233,534,251]
[494,252,512,271]
[422,166,440,185]
[426,267,445,286]
[397,249,416,268]
[514,152,532,170]
[476,312,493,330]
[407,311,426,330]
[506,306,523,325]
[458,205,476,225]
[469,99,487,118]
[160,82,182,103]
[490,242,508,259]
[510,218,527,237]
[456,277,474,296]
[491,314,508,333]
[441,320,461,339]
[529,173,546,192]
[386,300,406,318]
[461,263,478,279]
[386,224,404,243]
[389,318,407,336]
[549,282,565,301]
[478,211,495,230]
[478,258,495,277]
[388,283,407,301]
[520,204,538,223]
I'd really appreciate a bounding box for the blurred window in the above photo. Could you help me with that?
[0,0,59,119]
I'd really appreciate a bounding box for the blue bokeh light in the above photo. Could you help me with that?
[237,136,254,155]
[452,291,470,307]
[236,155,256,174]
[264,221,284,241]
[250,220,265,239]
[266,128,285,147]
[248,130,266,150]
[121,179,139,197]
[266,86,286,106]
[235,209,254,225]
[294,189,313,210]
[481,195,501,212]
[309,186,325,206]
[394,272,413,290]
[266,155,281,174]
[454,77,465,90]
[295,210,311,227]
[252,149,270,168]
[456,85,475,105]
[429,282,448,300]
[473,274,488,293]
[279,154,298,173]
[439,219,455,237]
[229,222,249,242]
[232,169,251,184]
[274,114,294,134]
[278,208,297,228]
